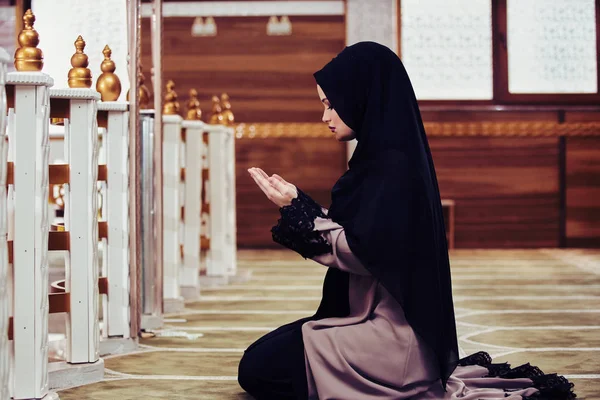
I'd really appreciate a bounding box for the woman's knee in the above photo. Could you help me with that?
[238,350,260,393]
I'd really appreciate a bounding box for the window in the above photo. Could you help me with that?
[399,0,600,104]
[400,0,493,100]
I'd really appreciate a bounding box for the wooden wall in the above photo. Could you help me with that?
[232,115,600,249]
[141,13,600,249]
[235,135,564,249]
[566,137,600,247]
[430,137,560,248]
[141,15,345,122]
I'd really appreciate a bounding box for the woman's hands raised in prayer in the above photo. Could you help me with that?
[248,167,298,208]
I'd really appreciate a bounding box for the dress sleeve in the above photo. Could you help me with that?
[311,217,370,276]
[271,189,370,276]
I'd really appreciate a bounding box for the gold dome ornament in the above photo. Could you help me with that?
[126,64,151,108]
[14,9,44,71]
[96,45,122,101]
[209,95,224,125]
[186,89,202,121]
[163,80,180,115]
[68,35,92,88]
[138,68,151,108]
[220,93,234,125]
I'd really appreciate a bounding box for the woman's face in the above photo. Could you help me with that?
[317,85,356,142]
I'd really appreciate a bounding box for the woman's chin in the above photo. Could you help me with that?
[336,134,354,142]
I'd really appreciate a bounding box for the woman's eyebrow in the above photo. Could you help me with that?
[321,98,328,103]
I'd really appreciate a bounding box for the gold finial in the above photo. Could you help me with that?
[138,68,151,108]
[96,45,122,101]
[163,80,180,115]
[186,89,202,120]
[68,35,92,88]
[209,95,224,125]
[126,64,151,108]
[14,9,44,71]
[220,93,234,125]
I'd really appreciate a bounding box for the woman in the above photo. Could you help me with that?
[238,42,575,400]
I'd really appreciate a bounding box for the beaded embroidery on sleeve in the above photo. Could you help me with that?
[271,189,333,259]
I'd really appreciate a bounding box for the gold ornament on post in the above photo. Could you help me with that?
[163,80,180,115]
[68,35,92,88]
[220,93,234,125]
[96,45,122,101]
[186,89,202,121]
[14,9,44,71]
[126,64,151,108]
[138,70,151,109]
[209,95,224,125]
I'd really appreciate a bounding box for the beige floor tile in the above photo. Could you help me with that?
[494,351,598,375]
[241,268,326,278]
[58,380,250,400]
[237,277,326,285]
[60,249,600,399]
[105,351,242,376]
[569,378,600,400]
[141,330,266,349]
[452,277,600,285]
[184,299,320,312]
[461,311,600,327]
[453,286,600,297]
[469,328,600,348]
[455,298,600,310]
[198,288,322,297]
[166,312,303,328]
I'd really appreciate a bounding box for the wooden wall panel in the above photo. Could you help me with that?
[566,137,600,247]
[138,11,599,248]
[429,137,560,248]
[235,138,347,248]
[141,16,345,122]
[234,135,562,249]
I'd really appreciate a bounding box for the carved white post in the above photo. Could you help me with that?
[206,125,237,278]
[7,70,54,399]
[200,132,210,278]
[50,88,100,364]
[139,111,163,330]
[180,120,203,299]
[0,47,11,400]
[98,102,130,339]
[162,115,184,312]
[224,126,237,278]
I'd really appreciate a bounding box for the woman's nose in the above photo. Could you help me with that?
[322,111,330,124]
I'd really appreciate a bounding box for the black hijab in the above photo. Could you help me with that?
[313,42,459,388]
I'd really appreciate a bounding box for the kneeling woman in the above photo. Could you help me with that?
[239,42,575,400]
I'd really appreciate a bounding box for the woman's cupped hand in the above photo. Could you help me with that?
[248,167,298,208]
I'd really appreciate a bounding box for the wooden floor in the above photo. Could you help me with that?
[58,249,600,399]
